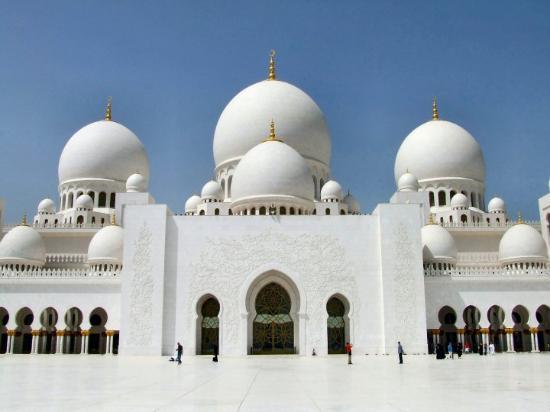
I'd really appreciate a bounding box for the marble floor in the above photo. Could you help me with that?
[1,353,549,411]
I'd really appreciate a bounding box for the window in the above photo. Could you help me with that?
[214,208,220,215]
[325,208,331,215]
[110,193,116,208]
[68,193,74,209]
[280,207,286,215]
[438,190,446,206]
[98,192,107,207]
[259,207,266,215]
[289,207,295,215]
[429,192,435,207]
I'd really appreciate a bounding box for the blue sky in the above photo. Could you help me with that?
[1,0,549,222]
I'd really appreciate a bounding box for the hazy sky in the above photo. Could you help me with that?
[1,0,549,222]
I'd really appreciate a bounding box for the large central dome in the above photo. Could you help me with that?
[213,79,331,169]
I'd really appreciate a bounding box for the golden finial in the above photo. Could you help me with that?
[21,214,28,226]
[517,211,523,224]
[264,119,283,142]
[432,96,439,120]
[268,50,276,80]
[105,96,112,121]
[110,214,117,226]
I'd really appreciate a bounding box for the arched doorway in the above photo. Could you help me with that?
[198,296,220,355]
[536,305,550,352]
[0,307,8,354]
[327,296,348,354]
[38,307,58,354]
[88,307,107,354]
[512,305,531,352]
[438,306,458,352]
[63,307,82,354]
[14,307,34,354]
[463,305,481,353]
[252,282,294,354]
[488,305,507,352]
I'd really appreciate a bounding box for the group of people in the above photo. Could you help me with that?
[436,341,496,359]
[344,341,405,365]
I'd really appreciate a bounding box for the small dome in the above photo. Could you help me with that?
[397,172,419,192]
[87,224,124,265]
[488,197,506,213]
[231,139,314,206]
[395,119,485,185]
[201,181,223,201]
[321,180,343,202]
[75,194,94,210]
[126,173,148,193]
[37,198,56,214]
[0,225,46,266]
[213,80,331,170]
[421,224,457,264]
[499,223,548,265]
[450,193,469,210]
[58,120,149,185]
[343,192,361,214]
[184,195,201,214]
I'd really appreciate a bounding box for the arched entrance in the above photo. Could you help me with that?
[88,307,107,354]
[252,282,294,354]
[512,305,531,352]
[14,307,34,354]
[198,296,220,355]
[326,295,349,354]
[38,307,58,354]
[438,306,458,352]
[0,307,8,354]
[536,305,550,352]
[463,305,481,353]
[488,305,507,352]
[63,307,82,354]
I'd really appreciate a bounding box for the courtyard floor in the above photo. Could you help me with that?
[1,353,549,411]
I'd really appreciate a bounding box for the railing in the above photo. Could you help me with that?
[442,220,541,230]
[46,254,88,265]
[424,265,549,278]
[456,252,499,264]
[2,223,106,231]
[0,267,120,279]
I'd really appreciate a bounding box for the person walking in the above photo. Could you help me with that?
[397,341,404,364]
[212,344,219,362]
[345,342,353,364]
[176,342,183,365]
[448,342,454,359]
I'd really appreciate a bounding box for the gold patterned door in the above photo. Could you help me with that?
[252,283,294,354]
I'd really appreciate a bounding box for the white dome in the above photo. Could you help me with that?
[0,225,46,266]
[321,180,343,201]
[395,120,485,185]
[213,80,331,169]
[184,195,201,213]
[499,224,548,265]
[87,224,124,265]
[397,172,420,192]
[450,193,469,210]
[343,192,361,214]
[231,140,314,204]
[75,194,93,210]
[488,197,506,213]
[37,198,56,214]
[421,224,457,264]
[201,181,223,201]
[126,173,148,193]
[59,120,149,185]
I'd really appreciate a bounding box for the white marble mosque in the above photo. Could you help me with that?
[1,53,550,358]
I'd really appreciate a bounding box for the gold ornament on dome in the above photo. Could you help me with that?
[432,96,439,120]
[105,96,112,121]
[268,50,276,80]
[264,120,283,142]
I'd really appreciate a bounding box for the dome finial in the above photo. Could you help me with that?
[105,96,112,121]
[268,50,276,80]
[517,211,524,224]
[20,213,28,226]
[432,96,439,120]
[265,119,283,142]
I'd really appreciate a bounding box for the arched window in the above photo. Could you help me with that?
[340,209,346,215]
[289,207,295,215]
[91,217,96,224]
[429,192,435,207]
[109,193,116,208]
[449,216,453,223]
[461,214,467,223]
[440,217,444,224]
[198,297,220,355]
[259,207,266,215]
[250,208,256,215]
[280,207,286,215]
[98,192,107,207]
[450,190,457,199]
[438,190,446,206]
[68,193,74,209]
[327,296,348,354]
[76,215,84,225]
[325,208,331,215]
[199,210,205,216]
[214,208,220,215]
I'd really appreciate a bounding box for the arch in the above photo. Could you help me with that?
[77,215,84,225]
[326,294,350,354]
[68,193,74,209]
[14,307,34,354]
[259,207,266,215]
[512,305,532,352]
[450,190,457,199]
[243,269,303,355]
[38,307,58,354]
[98,192,107,207]
[325,208,330,215]
[463,306,481,353]
[63,307,83,354]
[280,206,286,215]
[438,190,446,206]
[88,307,108,354]
[461,214,467,224]
[438,306,457,352]
[214,208,220,216]
[487,305,507,352]
[0,307,8,354]
[250,207,256,216]
[290,207,295,215]
[199,210,205,216]
[196,295,220,355]
[536,305,550,352]
[109,193,116,208]
[429,191,435,207]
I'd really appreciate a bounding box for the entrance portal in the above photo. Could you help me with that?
[327,297,346,354]
[200,297,220,355]
[252,283,294,354]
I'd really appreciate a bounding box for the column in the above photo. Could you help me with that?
[506,329,514,352]
[56,332,63,354]
[7,330,14,354]
[81,331,88,355]
[106,332,112,354]
[531,328,538,352]
[32,331,39,354]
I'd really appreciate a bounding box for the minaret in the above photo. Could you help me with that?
[105,97,112,121]
[432,96,439,120]
[268,50,276,80]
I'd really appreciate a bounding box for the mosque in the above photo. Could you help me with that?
[1,53,549,358]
